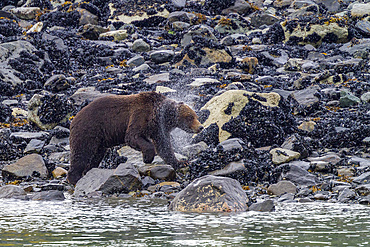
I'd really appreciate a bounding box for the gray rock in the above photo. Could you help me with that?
[74,163,142,197]
[10,131,49,141]
[315,0,341,13]
[290,85,320,113]
[355,184,370,196]
[169,175,248,212]
[2,99,18,106]
[359,195,370,205]
[285,58,305,71]
[301,61,319,71]
[2,154,48,179]
[340,90,361,107]
[274,0,294,8]
[216,138,245,152]
[172,0,186,8]
[209,161,247,176]
[353,172,370,184]
[188,77,220,87]
[250,13,280,28]
[281,134,310,158]
[172,21,191,30]
[351,3,370,18]
[222,0,252,15]
[313,193,329,200]
[268,180,297,196]
[338,188,356,203]
[133,63,151,72]
[132,39,151,52]
[150,50,174,64]
[361,92,370,103]
[339,39,370,57]
[356,20,370,36]
[143,73,170,85]
[214,17,248,34]
[181,25,217,47]
[24,139,45,154]
[349,157,370,170]
[249,199,275,212]
[30,190,65,201]
[48,151,70,163]
[278,193,296,202]
[363,137,370,145]
[10,7,41,20]
[0,185,27,199]
[79,24,110,40]
[221,34,248,46]
[261,50,289,67]
[138,164,176,181]
[277,163,319,186]
[168,11,191,23]
[181,141,208,159]
[44,74,70,92]
[49,136,69,146]
[78,8,98,26]
[127,55,145,67]
[69,87,112,106]
[307,153,341,166]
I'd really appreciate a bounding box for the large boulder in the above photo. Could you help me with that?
[74,163,142,197]
[282,19,348,47]
[2,154,48,180]
[169,175,248,212]
[200,90,285,144]
[28,93,73,130]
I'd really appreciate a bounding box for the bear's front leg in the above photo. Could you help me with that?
[126,134,156,164]
[152,132,180,169]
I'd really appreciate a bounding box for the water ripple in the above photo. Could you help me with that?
[0,196,369,246]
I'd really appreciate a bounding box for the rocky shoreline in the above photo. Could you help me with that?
[0,0,369,212]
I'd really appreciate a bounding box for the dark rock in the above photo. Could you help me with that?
[249,199,275,212]
[169,175,248,212]
[44,74,70,92]
[30,190,65,201]
[337,188,356,203]
[353,172,370,185]
[24,139,45,154]
[138,164,176,181]
[74,163,142,197]
[150,50,174,64]
[0,185,26,199]
[251,13,280,28]
[289,85,320,115]
[275,163,319,186]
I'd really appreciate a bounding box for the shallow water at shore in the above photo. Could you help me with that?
[0,195,369,246]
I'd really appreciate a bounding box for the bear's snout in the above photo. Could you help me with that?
[193,122,204,133]
[196,125,204,133]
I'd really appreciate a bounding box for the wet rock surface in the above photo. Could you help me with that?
[0,0,369,206]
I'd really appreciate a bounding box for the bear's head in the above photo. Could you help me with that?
[177,103,204,134]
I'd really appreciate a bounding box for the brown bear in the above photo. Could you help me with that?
[67,91,203,185]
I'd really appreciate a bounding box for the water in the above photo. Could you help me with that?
[0,196,369,247]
